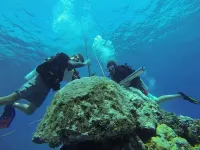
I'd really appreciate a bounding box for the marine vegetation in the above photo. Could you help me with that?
[32,76,200,150]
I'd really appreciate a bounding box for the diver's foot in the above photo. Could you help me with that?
[178,92,200,104]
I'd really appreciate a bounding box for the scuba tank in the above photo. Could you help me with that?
[63,69,73,82]
[24,69,38,81]
[63,69,80,82]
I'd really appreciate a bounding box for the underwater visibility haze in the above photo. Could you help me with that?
[0,0,200,149]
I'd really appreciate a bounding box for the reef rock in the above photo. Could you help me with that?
[32,76,200,149]
[145,124,195,150]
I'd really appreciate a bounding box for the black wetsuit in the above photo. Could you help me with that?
[36,52,70,91]
[110,65,148,95]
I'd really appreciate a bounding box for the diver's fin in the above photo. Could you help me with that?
[0,105,16,128]
[178,92,200,104]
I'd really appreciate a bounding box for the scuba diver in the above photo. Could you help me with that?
[0,52,90,128]
[107,60,148,95]
[107,60,200,105]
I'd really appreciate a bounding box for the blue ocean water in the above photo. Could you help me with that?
[0,0,200,149]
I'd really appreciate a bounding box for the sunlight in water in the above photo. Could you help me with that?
[52,0,83,38]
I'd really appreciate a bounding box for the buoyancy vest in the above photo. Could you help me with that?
[36,52,70,91]
[111,64,148,95]
[111,64,134,83]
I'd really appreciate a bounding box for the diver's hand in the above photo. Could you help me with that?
[84,59,90,66]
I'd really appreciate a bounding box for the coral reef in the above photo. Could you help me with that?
[145,124,197,150]
[32,76,200,149]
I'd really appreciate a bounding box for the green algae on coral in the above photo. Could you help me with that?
[32,77,200,149]
[145,124,199,150]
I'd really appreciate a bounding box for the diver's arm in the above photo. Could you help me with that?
[68,60,90,69]
[68,60,85,69]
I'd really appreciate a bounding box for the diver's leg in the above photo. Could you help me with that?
[13,102,37,115]
[156,94,182,104]
[0,92,20,105]
[150,92,200,105]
